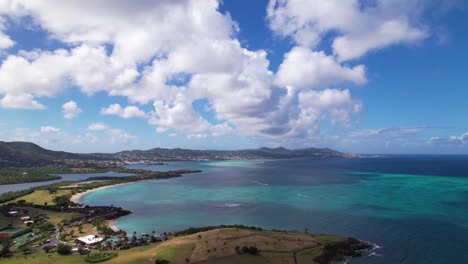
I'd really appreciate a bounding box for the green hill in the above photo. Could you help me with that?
[0,141,354,167]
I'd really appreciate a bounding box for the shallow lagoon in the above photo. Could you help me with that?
[81,156,468,264]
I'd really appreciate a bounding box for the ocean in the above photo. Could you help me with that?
[79,156,468,264]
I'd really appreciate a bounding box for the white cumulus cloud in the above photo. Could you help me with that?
[87,122,108,131]
[101,104,146,119]
[275,47,366,89]
[0,0,453,143]
[40,126,60,133]
[62,100,82,119]
[267,0,430,61]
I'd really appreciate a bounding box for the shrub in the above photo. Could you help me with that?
[56,243,72,255]
[248,246,258,255]
[85,252,118,263]
[43,245,53,253]
[241,246,249,253]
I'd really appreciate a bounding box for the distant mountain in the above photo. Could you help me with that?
[0,141,355,167]
[0,141,96,167]
[115,146,355,161]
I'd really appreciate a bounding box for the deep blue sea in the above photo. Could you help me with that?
[78,156,468,264]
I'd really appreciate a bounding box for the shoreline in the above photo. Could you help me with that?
[69,182,134,204]
[68,169,202,234]
[106,219,120,232]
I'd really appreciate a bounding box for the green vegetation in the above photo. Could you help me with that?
[0,189,34,203]
[5,190,72,206]
[0,167,61,184]
[313,237,370,264]
[0,165,146,185]
[174,225,263,236]
[155,247,177,260]
[56,243,72,255]
[85,252,118,263]
[0,237,13,257]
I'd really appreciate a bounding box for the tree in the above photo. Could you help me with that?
[57,243,72,255]
[43,245,53,253]
[242,246,249,253]
[0,237,13,257]
[248,246,258,255]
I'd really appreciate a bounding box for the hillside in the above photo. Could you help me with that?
[0,227,371,264]
[0,141,97,167]
[0,141,354,167]
[115,146,354,161]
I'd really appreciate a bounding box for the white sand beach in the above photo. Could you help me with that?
[69,182,132,203]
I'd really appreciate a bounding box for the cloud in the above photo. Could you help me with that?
[87,122,108,131]
[40,126,60,133]
[0,0,452,143]
[62,100,82,119]
[428,132,468,146]
[3,126,136,152]
[0,93,45,109]
[106,128,136,145]
[0,31,13,49]
[101,104,146,119]
[0,18,14,49]
[187,133,208,140]
[267,0,431,61]
[275,47,366,89]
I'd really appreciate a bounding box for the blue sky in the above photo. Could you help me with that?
[0,0,467,154]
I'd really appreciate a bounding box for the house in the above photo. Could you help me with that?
[76,235,103,246]
[8,211,19,216]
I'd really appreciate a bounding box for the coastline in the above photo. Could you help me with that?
[69,182,133,204]
[106,219,120,232]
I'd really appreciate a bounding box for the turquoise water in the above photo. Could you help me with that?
[81,156,468,263]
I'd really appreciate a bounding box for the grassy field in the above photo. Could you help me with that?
[5,190,72,206]
[0,251,86,264]
[63,223,95,237]
[103,228,349,264]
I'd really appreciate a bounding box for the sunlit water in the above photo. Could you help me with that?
[78,156,468,263]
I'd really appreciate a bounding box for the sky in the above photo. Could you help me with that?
[0,0,467,154]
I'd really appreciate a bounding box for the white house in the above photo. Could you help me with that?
[8,211,19,216]
[76,235,103,245]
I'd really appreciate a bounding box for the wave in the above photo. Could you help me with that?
[359,240,383,260]
[297,193,307,197]
[213,203,244,208]
[224,203,243,208]
[250,180,269,186]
